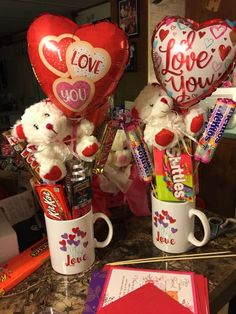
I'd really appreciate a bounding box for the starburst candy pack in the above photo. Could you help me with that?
[153,140,194,202]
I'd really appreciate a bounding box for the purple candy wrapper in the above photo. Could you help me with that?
[82,270,107,314]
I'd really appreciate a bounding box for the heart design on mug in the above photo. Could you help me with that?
[154,221,158,227]
[67,239,74,245]
[74,240,80,246]
[169,217,176,224]
[59,240,66,246]
[78,230,87,238]
[162,210,168,216]
[163,222,168,228]
[83,241,89,248]
[159,214,164,221]
[60,246,67,251]
[171,227,178,233]
[61,233,68,239]
[81,231,87,238]
[72,227,79,234]
[53,77,95,113]
[152,17,236,109]
[69,234,76,240]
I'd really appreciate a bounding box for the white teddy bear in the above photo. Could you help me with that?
[92,128,150,217]
[12,100,99,182]
[131,84,206,150]
[99,129,132,195]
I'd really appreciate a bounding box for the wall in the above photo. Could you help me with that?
[0,40,45,131]
[111,0,149,105]
[185,0,236,23]
[0,41,42,108]
[148,0,185,83]
[75,2,111,24]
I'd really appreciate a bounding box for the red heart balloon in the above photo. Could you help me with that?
[152,16,236,110]
[27,14,129,117]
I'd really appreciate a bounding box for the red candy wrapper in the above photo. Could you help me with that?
[0,237,49,296]
[2,130,41,182]
[35,183,71,220]
[93,119,120,174]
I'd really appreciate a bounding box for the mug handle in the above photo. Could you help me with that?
[93,212,113,248]
[188,209,211,247]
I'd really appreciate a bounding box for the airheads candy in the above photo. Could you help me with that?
[153,140,194,202]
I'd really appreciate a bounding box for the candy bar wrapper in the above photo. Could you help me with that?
[194,98,236,163]
[124,122,153,182]
[65,159,92,219]
[2,130,41,183]
[93,119,120,174]
[71,176,92,219]
[35,183,71,220]
[0,237,49,296]
[153,140,195,202]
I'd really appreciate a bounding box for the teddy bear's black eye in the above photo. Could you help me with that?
[149,104,154,107]
[33,124,39,130]
[44,113,50,117]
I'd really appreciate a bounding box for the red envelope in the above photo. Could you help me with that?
[97,283,193,314]
[194,275,210,314]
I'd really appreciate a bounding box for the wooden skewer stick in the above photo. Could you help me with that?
[107,251,235,266]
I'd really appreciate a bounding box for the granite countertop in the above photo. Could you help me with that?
[0,209,236,314]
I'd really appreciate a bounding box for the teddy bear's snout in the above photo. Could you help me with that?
[46,123,53,130]
[160,97,168,104]
[117,154,130,166]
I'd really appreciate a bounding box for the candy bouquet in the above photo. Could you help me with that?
[2,14,131,222]
[0,14,131,291]
[1,11,236,295]
[137,16,236,202]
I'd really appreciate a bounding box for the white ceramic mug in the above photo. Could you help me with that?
[151,194,210,253]
[45,209,113,275]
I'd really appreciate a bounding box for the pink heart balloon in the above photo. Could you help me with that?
[152,17,236,110]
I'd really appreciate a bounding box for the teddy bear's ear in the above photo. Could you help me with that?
[12,122,26,140]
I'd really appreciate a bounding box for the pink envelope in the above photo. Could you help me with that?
[97,283,193,314]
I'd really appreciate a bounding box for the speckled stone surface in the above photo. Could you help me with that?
[0,209,235,314]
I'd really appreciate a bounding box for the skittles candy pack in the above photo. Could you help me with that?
[153,140,194,203]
